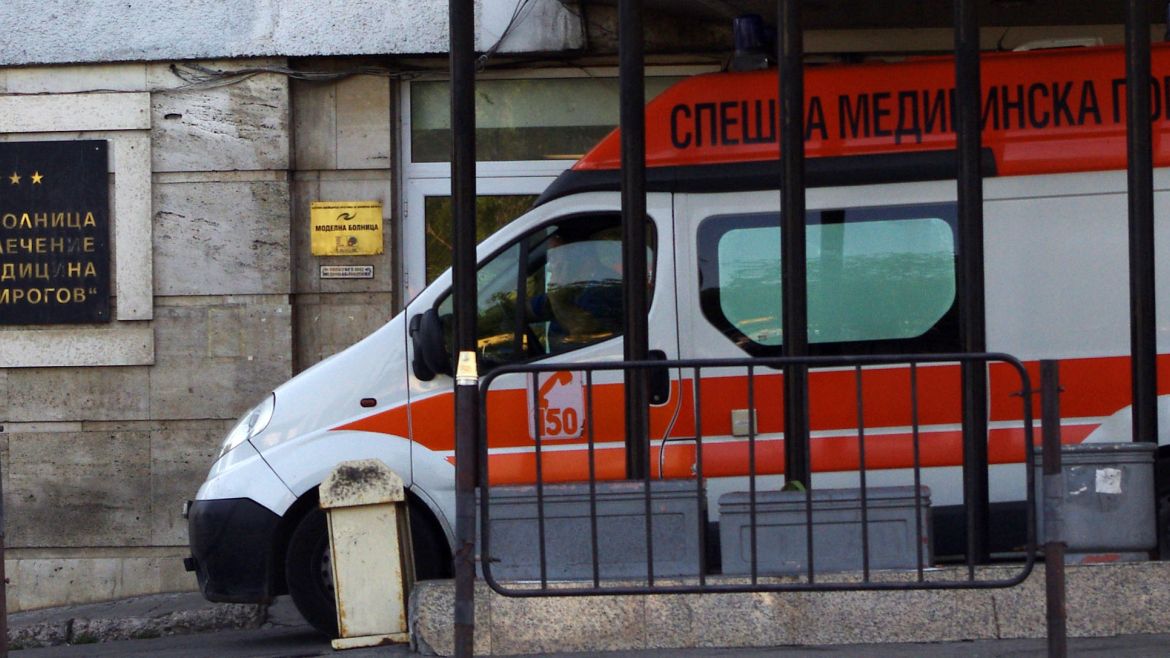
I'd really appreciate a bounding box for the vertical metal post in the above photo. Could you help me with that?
[953,0,990,566]
[449,0,478,654]
[619,0,650,480]
[779,0,810,488]
[1124,0,1161,557]
[1041,361,1067,658]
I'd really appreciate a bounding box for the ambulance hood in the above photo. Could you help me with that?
[251,313,410,452]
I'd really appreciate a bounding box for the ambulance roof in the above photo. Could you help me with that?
[537,43,1170,205]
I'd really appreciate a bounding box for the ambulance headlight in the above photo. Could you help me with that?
[218,394,275,459]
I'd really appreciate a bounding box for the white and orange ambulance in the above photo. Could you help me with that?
[186,43,1170,634]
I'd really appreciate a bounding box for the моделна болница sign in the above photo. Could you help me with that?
[310,201,384,256]
[0,140,110,324]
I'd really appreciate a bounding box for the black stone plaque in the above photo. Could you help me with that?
[0,140,110,324]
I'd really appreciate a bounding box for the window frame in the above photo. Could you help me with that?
[432,212,658,371]
[398,65,716,301]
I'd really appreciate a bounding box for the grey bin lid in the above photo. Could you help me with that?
[719,485,931,508]
[1034,441,1154,465]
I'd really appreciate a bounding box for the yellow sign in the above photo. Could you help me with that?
[310,201,384,256]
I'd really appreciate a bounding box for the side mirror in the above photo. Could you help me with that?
[410,308,452,381]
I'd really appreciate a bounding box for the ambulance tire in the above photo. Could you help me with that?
[407,494,455,581]
[285,507,338,637]
[285,497,454,638]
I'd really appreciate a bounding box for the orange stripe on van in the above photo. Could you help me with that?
[472,423,1097,485]
[334,354,1168,464]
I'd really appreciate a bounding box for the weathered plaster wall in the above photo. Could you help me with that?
[0,0,584,66]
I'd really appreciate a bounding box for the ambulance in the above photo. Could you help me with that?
[186,43,1170,635]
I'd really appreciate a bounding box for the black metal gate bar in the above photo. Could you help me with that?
[619,0,651,482]
[953,0,991,568]
[585,370,601,588]
[479,352,1037,598]
[1124,0,1161,558]
[1041,361,1068,658]
[910,363,926,582]
[748,364,759,583]
[693,367,707,587]
[529,374,549,587]
[779,0,812,491]
[855,366,870,580]
[448,0,478,654]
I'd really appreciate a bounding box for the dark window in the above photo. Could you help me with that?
[437,214,656,369]
[697,203,959,356]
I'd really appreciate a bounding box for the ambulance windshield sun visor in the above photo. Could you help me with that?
[218,394,275,459]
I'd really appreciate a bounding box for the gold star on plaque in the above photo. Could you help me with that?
[7,172,18,185]
[30,171,43,184]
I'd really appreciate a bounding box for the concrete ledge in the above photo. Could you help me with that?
[409,562,1170,656]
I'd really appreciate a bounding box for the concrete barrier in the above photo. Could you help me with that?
[410,561,1170,655]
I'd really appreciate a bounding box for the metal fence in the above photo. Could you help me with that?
[477,352,1045,597]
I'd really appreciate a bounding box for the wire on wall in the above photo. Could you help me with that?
[164,62,422,92]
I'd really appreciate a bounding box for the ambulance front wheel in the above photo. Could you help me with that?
[285,507,337,637]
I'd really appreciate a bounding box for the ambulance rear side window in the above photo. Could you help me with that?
[697,204,959,356]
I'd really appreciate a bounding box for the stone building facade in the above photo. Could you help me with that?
[0,0,1147,611]
[0,0,589,611]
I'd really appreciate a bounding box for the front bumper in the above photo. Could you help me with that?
[185,498,281,604]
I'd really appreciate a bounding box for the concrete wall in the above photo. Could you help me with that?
[0,57,398,611]
[289,65,398,370]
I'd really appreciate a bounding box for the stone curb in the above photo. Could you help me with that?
[410,562,1170,656]
[7,593,267,650]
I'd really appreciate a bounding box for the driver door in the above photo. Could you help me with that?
[405,193,682,487]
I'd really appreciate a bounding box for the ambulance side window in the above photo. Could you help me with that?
[697,203,959,356]
[436,214,656,369]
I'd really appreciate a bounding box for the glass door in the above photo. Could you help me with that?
[403,177,555,299]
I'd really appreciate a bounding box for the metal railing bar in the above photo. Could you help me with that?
[476,367,493,589]
[480,352,1031,387]
[586,370,600,588]
[1040,360,1067,657]
[1020,368,1038,564]
[804,448,815,584]
[643,476,656,587]
[530,373,548,588]
[694,367,707,586]
[910,361,925,582]
[476,352,1038,597]
[485,568,1036,598]
[856,365,870,582]
[643,389,656,587]
[748,363,759,584]
[802,367,816,585]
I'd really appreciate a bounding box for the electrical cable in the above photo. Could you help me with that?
[163,61,423,93]
[477,0,538,70]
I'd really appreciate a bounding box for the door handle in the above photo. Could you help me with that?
[648,349,670,406]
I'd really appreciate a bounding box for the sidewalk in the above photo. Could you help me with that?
[7,591,266,650]
[9,599,1170,658]
[5,591,1170,657]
